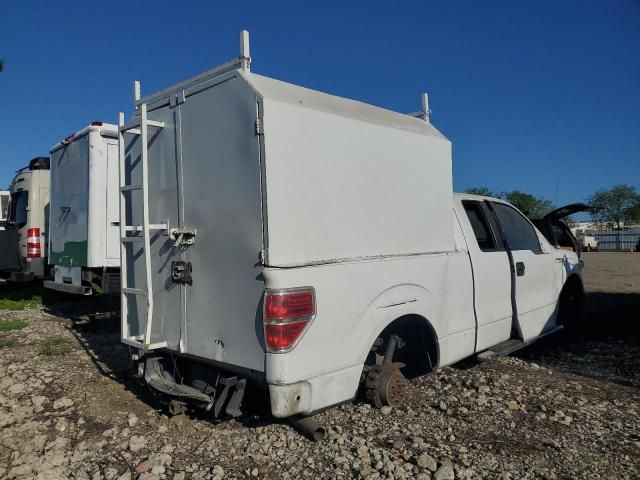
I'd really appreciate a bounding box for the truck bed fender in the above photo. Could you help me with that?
[357,283,440,364]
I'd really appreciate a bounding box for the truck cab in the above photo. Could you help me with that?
[0,158,50,281]
[455,194,585,353]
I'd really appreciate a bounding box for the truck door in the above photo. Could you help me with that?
[458,200,513,351]
[489,202,557,341]
[105,140,120,261]
[176,77,265,372]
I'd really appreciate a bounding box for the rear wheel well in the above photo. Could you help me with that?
[367,314,439,377]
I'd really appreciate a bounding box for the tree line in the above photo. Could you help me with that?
[464,184,640,229]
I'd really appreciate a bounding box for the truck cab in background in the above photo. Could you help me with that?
[0,157,50,282]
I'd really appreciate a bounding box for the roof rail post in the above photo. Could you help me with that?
[134,80,141,109]
[240,30,251,73]
[421,93,430,124]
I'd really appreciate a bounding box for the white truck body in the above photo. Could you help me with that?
[45,123,121,295]
[579,234,598,251]
[120,32,584,419]
[0,159,50,280]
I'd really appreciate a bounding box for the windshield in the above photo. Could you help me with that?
[9,191,28,228]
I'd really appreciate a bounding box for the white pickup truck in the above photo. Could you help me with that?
[119,32,586,424]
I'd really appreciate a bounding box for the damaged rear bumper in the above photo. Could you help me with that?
[268,364,362,418]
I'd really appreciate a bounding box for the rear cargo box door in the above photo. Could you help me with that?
[50,137,89,267]
[122,107,183,349]
[105,140,120,261]
[177,76,265,371]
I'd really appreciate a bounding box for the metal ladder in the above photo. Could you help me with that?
[118,82,168,350]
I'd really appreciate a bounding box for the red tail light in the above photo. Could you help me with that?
[27,228,41,258]
[264,288,315,352]
[265,321,308,351]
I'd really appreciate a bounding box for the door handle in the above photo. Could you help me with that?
[516,262,525,276]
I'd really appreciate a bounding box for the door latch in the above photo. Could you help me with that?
[170,228,197,246]
[171,261,193,285]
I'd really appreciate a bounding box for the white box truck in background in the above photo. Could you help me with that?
[0,158,50,281]
[0,191,10,228]
[119,32,585,428]
[44,122,121,295]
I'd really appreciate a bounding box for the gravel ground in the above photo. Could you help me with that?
[0,252,639,479]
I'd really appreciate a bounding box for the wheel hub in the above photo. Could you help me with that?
[365,364,407,408]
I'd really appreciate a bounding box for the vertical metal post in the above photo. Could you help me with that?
[240,30,251,72]
[134,81,141,103]
[421,93,430,124]
[117,112,128,341]
[140,103,154,348]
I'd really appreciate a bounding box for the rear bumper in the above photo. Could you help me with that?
[44,280,91,295]
[268,364,362,418]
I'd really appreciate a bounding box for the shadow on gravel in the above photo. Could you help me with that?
[0,280,69,309]
[41,291,272,424]
[517,291,640,387]
[38,291,167,412]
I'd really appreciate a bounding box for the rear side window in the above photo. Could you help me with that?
[463,201,497,250]
[492,202,541,252]
[0,194,9,222]
[9,191,28,228]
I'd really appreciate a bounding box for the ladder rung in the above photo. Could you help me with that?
[120,118,165,132]
[121,236,144,243]
[122,338,144,348]
[146,341,168,350]
[125,224,167,232]
[121,184,142,192]
[122,287,147,296]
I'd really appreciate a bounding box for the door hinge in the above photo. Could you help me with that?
[169,90,186,108]
[255,118,264,136]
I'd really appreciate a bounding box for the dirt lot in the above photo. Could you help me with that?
[0,252,638,479]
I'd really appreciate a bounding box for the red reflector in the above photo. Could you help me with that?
[265,290,315,321]
[91,121,103,126]
[27,228,41,258]
[265,321,308,350]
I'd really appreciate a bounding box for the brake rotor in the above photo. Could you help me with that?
[366,365,407,408]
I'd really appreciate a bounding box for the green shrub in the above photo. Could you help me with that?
[40,337,74,356]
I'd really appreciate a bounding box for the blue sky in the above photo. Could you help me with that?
[1,0,638,209]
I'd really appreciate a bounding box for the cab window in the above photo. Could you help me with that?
[492,202,541,252]
[463,201,497,251]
